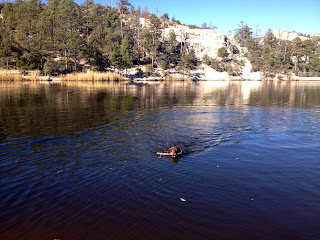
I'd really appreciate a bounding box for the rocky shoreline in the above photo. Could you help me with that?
[2,67,320,82]
[128,64,320,82]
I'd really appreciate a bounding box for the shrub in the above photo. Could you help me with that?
[144,64,154,77]
[202,54,211,65]
[43,59,64,76]
[218,47,229,58]
[210,59,223,72]
[232,45,240,55]
[135,68,143,77]
[16,52,40,70]
[159,59,168,70]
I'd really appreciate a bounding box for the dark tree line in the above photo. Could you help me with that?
[0,0,197,75]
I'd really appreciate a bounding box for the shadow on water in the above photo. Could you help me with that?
[1,81,320,240]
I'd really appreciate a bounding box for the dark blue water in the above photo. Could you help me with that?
[1,81,320,240]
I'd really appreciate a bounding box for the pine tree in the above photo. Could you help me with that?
[264,32,277,49]
[109,47,122,70]
[235,21,253,47]
[147,14,161,67]
[218,47,229,59]
[291,37,304,72]
[116,0,130,41]
[67,31,85,71]
[178,49,197,73]
[120,35,132,74]
[81,0,95,44]
[0,38,16,68]
[55,0,83,72]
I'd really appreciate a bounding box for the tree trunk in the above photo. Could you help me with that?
[120,20,123,41]
[283,45,287,65]
[87,27,90,44]
[294,58,298,72]
[162,19,165,41]
[120,11,124,42]
[152,35,155,67]
[230,45,233,59]
[65,49,68,73]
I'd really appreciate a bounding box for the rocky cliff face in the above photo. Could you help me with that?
[272,31,310,41]
[164,24,227,59]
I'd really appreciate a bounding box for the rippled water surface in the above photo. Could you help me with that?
[1,81,320,240]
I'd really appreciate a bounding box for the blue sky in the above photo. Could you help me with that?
[123,0,320,36]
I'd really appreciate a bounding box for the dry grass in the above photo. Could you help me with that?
[0,69,23,81]
[0,69,41,81]
[26,70,41,81]
[0,69,125,81]
[61,71,127,81]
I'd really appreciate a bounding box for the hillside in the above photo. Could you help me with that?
[164,25,226,59]
[0,0,319,80]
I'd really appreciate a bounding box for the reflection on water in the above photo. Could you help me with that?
[0,81,320,240]
[1,81,319,138]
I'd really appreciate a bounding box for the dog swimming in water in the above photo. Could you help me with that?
[156,143,184,158]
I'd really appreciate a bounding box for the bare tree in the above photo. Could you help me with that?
[155,3,159,17]
[228,31,234,59]
[254,25,261,46]
[117,0,131,41]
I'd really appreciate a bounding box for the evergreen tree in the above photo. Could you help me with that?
[264,32,277,49]
[166,30,179,66]
[218,47,229,59]
[178,49,197,72]
[116,0,130,41]
[291,37,304,72]
[0,0,319,76]
[81,0,95,44]
[120,35,133,73]
[55,0,83,72]
[235,21,253,47]
[67,31,85,71]
[161,13,169,29]
[0,38,18,68]
[147,14,161,67]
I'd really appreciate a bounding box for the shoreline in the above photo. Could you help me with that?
[1,69,320,82]
[130,77,320,82]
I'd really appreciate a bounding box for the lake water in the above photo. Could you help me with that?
[1,81,320,240]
